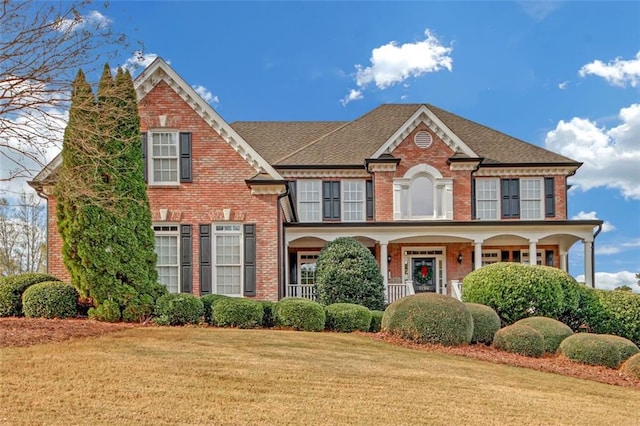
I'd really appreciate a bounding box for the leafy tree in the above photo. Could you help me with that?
[614,285,633,292]
[315,237,385,310]
[0,194,46,276]
[56,65,163,319]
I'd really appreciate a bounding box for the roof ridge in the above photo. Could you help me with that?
[273,121,354,164]
[232,120,348,125]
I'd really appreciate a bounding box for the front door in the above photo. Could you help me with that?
[412,257,436,293]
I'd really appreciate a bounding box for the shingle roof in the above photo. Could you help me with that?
[231,104,579,167]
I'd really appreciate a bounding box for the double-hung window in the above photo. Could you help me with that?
[342,180,365,222]
[154,225,179,293]
[214,224,242,296]
[151,132,179,184]
[520,178,543,219]
[297,180,322,222]
[475,179,499,220]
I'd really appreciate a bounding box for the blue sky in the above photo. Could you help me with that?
[3,1,639,290]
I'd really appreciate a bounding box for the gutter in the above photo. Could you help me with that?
[591,223,603,289]
[276,184,290,300]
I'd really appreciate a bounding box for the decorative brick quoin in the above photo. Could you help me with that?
[30,58,602,302]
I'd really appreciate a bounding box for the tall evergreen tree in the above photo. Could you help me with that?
[56,65,163,321]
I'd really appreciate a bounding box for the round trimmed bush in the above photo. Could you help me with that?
[620,353,640,380]
[122,294,155,323]
[22,281,78,319]
[369,310,384,333]
[381,293,473,346]
[493,324,544,358]
[274,297,325,332]
[259,300,276,328]
[589,290,640,346]
[513,317,573,353]
[599,335,639,363]
[558,333,621,368]
[201,294,229,325]
[315,237,385,310]
[0,273,61,317]
[89,299,121,322]
[325,303,372,333]
[465,303,501,345]
[462,263,574,325]
[155,293,204,326]
[213,298,264,329]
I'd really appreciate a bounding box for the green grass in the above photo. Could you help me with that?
[1,328,639,425]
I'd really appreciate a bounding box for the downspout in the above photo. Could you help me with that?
[591,223,603,289]
[276,184,290,300]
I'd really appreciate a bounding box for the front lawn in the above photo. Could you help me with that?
[1,327,639,425]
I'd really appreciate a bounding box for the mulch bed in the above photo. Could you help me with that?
[1,317,638,388]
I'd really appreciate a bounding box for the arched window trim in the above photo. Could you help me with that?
[393,164,453,221]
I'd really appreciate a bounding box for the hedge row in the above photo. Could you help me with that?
[0,273,61,317]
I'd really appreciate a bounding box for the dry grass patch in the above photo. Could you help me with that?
[1,328,639,425]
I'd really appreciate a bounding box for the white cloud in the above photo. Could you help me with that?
[55,10,111,33]
[545,103,640,199]
[558,81,568,90]
[341,29,452,104]
[192,85,219,105]
[575,271,639,292]
[595,245,620,256]
[571,211,615,232]
[340,89,363,106]
[518,1,562,22]
[120,52,162,76]
[578,51,640,87]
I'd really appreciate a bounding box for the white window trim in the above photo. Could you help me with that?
[519,178,544,220]
[297,251,320,286]
[521,249,544,265]
[297,179,322,223]
[148,130,180,186]
[401,246,447,294]
[475,178,500,220]
[212,223,244,297]
[393,167,453,221]
[341,179,366,222]
[153,224,180,294]
[481,249,500,266]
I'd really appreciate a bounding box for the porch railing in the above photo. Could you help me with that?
[285,284,316,301]
[450,280,462,301]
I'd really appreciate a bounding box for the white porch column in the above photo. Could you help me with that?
[584,239,594,288]
[380,242,389,294]
[529,240,538,265]
[474,241,483,270]
[284,240,290,298]
[560,251,568,272]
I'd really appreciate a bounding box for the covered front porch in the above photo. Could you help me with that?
[282,220,601,304]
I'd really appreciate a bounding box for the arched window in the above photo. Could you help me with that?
[393,164,453,220]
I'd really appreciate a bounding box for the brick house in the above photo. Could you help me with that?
[30,58,602,302]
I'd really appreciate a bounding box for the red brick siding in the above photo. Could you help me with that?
[44,195,70,282]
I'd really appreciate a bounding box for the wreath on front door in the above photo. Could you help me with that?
[413,264,433,285]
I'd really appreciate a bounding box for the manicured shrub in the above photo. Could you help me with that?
[259,300,276,328]
[465,303,501,345]
[122,294,155,323]
[493,324,544,358]
[462,263,575,325]
[558,284,604,332]
[558,333,621,368]
[22,281,78,319]
[315,237,385,311]
[274,297,325,332]
[620,353,640,380]
[155,293,204,326]
[513,317,573,353]
[599,335,639,363]
[381,293,473,346]
[0,273,61,317]
[325,303,372,333]
[588,290,640,346]
[369,310,384,333]
[88,299,121,322]
[201,294,229,325]
[213,298,264,329]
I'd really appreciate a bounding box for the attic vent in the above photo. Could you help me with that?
[414,131,433,148]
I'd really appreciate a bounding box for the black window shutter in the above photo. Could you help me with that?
[141,133,148,183]
[366,180,374,220]
[471,178,476,219]
[289,180,297,206]
[179,132,192,182]
[199,224,211,295]
[545,177,555,217]
[289,252,298,285]
[501,179,520,218]
[244,224,256,297]
[322,181,341,220]
[180,225,192,293]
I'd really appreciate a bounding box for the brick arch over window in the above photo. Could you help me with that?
[393,164,453,220]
